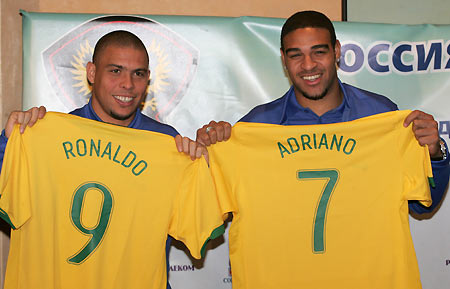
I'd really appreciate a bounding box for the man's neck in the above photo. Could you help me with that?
[90,99,135,127]
[295,83,343,117]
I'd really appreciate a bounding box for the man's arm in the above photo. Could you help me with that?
[404,110,450,213]
[403,110,443,159]
[0,106,46,174]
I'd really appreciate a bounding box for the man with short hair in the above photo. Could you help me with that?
[198,11,449,213]
[197,10,450,288]
[0,30,206,289]
[1,30,201,160]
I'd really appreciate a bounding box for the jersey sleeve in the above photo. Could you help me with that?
[207,139,239,216]
[168,157,226,259]
[0,126,32,229]
[398,123,433,207]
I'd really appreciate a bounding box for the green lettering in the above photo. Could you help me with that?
[90,139,101,157]
[101,142,112,159]
[301,134,312,150]
[318,134,329,150]
[112,145,122,164]
[121,151,137,167]
[62,141,76,159]
[132,160,148,176]
[343,139,356,155]
[330,134,343,151]
[76,139,87,156]
[278,142,290,158]
[287,138,300,153]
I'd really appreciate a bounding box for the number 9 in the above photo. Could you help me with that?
[68,182,114,264]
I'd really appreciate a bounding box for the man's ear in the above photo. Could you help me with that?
[334,39,341,62]
[280,48,286,68]
[86,62,96,85]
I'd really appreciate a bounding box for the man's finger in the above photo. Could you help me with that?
[196,125,211,146]
[195,145,203,159]
[5,112,20,138]
[189,141,197,160]
[214,124,225,142]
[404,110,433,127]
[38,106,47,119]
[174,135,183,152]
[411,119,438,131]
[222,122,232,140]
[182,136,190,154]
[28,107,40,127]
[207,127,218,144]
[19,113,30,134]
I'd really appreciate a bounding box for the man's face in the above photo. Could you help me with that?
[281,27,340,101]
[86,45,150,126]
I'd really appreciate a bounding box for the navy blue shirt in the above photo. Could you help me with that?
[240,81,450,214]
[70,101,178,137]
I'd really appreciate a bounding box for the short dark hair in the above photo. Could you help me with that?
[280,11,336,51]
[92,30,149,65]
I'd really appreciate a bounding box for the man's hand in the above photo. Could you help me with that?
[404,110,442,159]
[174,135,208,162]
[196,121,232,146]
[5,106,47,138]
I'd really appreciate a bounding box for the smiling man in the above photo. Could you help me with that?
[85,32,151,126]
[194,10,450,289]
[198,11,450,214]
[281,25,342,116]
[0,30,205,289]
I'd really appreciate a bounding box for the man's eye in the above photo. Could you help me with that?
[135,71,145,77]
[111,69,120,73]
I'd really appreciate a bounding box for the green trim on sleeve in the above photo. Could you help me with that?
[428,177,436,188]
[0,208,16,229]
[200,224,225,258]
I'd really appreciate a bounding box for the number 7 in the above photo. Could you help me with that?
[297,169,339,254]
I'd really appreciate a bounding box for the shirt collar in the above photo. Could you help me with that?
[284,79,351,124]
[87,98,141,128]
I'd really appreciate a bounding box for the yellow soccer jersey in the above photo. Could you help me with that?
[0,112,225,289]
[208,110,432,289]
